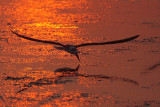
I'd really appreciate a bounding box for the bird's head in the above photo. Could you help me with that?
[64,45,80,61]
[66,45,79,54]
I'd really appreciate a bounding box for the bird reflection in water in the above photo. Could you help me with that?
[4,65,138,93]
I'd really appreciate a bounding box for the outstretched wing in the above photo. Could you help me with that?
[75,35,139,48]
[10,30,65,46]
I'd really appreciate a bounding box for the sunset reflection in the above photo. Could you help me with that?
[3,0,103,63]
[9,0,98,23]
[2,64,138,106]
[1,0,159,106]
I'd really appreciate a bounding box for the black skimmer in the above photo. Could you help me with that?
[10,30,139,61]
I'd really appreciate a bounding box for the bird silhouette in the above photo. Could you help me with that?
[15,65,138,93]
[10,30,139,61]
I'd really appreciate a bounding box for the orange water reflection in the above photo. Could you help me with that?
[2,68,120,106]
[1,64,138,106]
[1,0,112,106]
[9,0,99,23]
[0,0,112,64]
[2,0,157,106]
[5,0,102,63]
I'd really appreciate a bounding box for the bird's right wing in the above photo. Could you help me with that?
[10,30,65,46]
[75,35,139,48]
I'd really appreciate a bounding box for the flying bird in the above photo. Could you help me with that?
[10,30,139,61]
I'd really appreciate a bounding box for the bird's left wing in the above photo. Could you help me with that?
[10,30,65,46]
[75,35,139,48]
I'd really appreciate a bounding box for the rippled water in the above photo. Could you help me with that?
[0,0,160,106]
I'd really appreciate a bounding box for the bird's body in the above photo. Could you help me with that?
[10,30,139,61]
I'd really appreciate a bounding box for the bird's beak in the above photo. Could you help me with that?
[75,53,80,61]
[75,64,80,71]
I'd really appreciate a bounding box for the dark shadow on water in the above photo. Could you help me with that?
[131,36,160,44]
[141,61,160,74]
[4,65,139,93]
[148,62,160,70]
[54,65,138,85]
[4,76,33,80]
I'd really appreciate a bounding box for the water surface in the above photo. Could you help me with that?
[0,0,160,106]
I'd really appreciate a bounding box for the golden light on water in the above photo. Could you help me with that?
[1,0,159,106]
[2,0,100,65]
[29,23,78,29]
[8,0,98,23]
